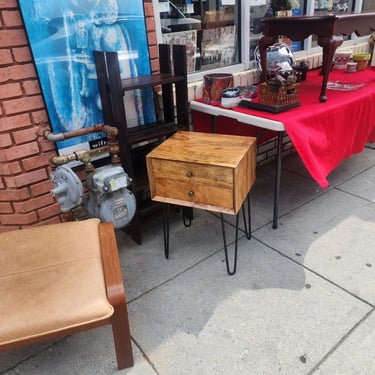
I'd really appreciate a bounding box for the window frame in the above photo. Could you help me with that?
[153,0,251,81]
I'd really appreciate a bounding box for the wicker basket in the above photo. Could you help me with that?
[354,59,369,71]
[259,82,300,106]
[352,53,371,71]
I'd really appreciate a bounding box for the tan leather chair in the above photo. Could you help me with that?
[0,218,133,370]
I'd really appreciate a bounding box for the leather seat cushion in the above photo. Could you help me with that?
[0,218,114,346]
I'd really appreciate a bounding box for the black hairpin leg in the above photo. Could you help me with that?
[242,195,251,240]
[162,204,170,259]
[163,195,251,275]
[182,207,193,227]
[221,193,252,275]
[221,213,239,276]
[163,205,192,258]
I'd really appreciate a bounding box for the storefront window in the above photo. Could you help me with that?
[315,0,353,13]
[362,0,375,11]
[156,0,240,73]
[155,0,374,74]
[250,0,305,59]
[250,0,373,55]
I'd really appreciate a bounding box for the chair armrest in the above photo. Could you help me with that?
[99,222,133,369]
[98,222,126,306]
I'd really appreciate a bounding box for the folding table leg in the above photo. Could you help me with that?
[273,131,283,229]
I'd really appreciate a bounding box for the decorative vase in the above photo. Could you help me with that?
[203,73,234,105]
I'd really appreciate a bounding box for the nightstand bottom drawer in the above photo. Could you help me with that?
[152,178,233,210]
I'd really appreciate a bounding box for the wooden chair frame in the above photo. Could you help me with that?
[0,222,133,370]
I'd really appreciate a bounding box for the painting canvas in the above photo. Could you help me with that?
[18,0,155,155]
[201,26,237,69]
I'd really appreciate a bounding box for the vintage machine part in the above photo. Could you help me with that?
[50,165,84,213]
[87,165,136,228]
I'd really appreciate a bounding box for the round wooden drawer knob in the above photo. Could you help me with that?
[186,171,193,178]
[188,191,195,197]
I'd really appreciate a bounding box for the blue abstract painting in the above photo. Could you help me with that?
[19,0,155,154]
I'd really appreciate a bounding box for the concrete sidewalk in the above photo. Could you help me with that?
[1,148,374,375]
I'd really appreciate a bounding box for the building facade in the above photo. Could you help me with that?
[1,0,371,231]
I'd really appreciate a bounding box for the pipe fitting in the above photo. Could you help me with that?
[44,130,65,142]
[102,124,118,138]
[50,150,92,168]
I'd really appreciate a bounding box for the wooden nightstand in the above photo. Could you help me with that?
[146,131,256,275]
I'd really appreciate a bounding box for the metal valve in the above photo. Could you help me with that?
[50,166,84,212]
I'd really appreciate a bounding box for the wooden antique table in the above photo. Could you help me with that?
[146,131,257,275]
[259,12,375,102]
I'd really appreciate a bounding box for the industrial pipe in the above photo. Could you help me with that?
[44,124,118,142]
[49,149,93,170]
[45,124,120,166]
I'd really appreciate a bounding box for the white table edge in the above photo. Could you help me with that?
[189,100,286,132]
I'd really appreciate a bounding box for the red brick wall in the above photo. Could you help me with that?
[144,1,159,72]
[0,0,157,232]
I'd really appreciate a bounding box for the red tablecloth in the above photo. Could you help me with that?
[232,68,375,188]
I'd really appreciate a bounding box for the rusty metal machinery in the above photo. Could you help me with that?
[46,124,136,228]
